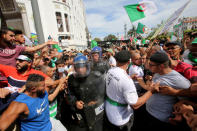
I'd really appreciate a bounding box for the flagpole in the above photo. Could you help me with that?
[150,0,192,40]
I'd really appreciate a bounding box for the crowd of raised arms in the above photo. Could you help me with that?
[0,28,197,131]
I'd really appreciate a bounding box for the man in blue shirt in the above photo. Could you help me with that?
[0,74,55,131]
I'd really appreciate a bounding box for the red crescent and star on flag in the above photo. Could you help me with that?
[137,4,146,12]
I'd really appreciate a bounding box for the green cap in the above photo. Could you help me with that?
[192,38,197,44]
[106,49,113,54]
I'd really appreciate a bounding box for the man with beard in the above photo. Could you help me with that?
[0,52,49,113]
[129,52,144,95]
[0,28,58,87]
[0,52,66,111]
[90,46,110,74]
[0,74,53,131]
[0,52,48,93]
[0,28,58,67]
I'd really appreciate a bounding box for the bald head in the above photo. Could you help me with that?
[131,53,142,66]
[131,52,140,59]
[40,66,53,77]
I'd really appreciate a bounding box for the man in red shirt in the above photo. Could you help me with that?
[0,52,65,113]
[0,52,48,92]
[0,51,65,96]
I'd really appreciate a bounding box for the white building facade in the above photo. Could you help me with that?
[15,0,88,50]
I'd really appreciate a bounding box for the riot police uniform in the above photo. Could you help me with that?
[90,46,110,74]
[67,55,106,131]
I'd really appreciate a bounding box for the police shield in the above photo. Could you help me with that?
[82,72,106,130]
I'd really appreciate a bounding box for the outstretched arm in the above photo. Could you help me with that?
[25,40,58,52]
[0,101,28,130]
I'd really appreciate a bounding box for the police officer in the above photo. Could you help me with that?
[90,46,110,74]
[67,55,105,131]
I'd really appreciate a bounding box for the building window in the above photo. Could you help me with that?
[0,0,16,12]
[56,12,64,32]
[65,14,70,32]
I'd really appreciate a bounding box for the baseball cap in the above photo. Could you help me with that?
[150,51,169,64]
[16,55,32,62]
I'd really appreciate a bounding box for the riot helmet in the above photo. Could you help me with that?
[76,53,84,56]
[91,46,102,62]
[73,55,90,78]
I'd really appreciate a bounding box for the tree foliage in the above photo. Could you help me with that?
[104,34,118,41]
[93,37,102,42]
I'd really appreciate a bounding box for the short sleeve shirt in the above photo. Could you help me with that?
[0,45,25,81]
[105,67,138,126]
[108,56,117,67]
[146,70,191,122]
[0,64,48,92]
[0,45,25,67]
[128,65,144,77]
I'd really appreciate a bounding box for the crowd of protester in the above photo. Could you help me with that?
[0,28,197,131]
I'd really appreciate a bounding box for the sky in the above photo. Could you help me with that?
[83,0,197,40]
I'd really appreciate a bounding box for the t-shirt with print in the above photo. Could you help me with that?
[0,45,25,67]
[105,67,138,126]
[0,45,25,81]
[0,64,48,92]
[146,70,191,123]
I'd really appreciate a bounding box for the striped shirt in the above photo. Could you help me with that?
[0,64,48,92]
[49,99,57,118]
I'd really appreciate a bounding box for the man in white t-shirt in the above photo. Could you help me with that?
[105,50,155,131]
[129,52,144,95]
[106,49,116,67]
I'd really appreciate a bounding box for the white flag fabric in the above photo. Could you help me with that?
[159,0,191,35]
[24,35,33,47]
[139,1,158,16]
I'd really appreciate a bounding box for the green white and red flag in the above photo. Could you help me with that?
[124,1,157,23]
[136,22,146,34]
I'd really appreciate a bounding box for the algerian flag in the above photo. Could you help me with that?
[142,39,146,44]
[136,23,145,34]
[133,38,138,44]
[124,1,157,23]
[91,40,98,49]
